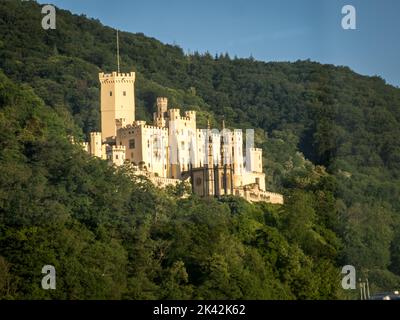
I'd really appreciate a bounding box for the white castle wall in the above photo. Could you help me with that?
[81,71,283,204]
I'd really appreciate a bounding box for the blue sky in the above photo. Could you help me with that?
[37,0,400,87]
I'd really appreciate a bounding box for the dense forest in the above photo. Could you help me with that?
[1,0,400,299]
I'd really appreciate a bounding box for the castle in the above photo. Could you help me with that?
[81,70,283,204]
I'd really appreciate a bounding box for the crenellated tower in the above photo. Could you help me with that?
[99,71,136,140]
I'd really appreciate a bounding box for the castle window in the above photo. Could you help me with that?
[110,91,113,96]
[123,91,126,96]
[129,139,135,149]
[116,155,119,160]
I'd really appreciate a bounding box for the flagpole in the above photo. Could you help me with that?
[117,29,120,73]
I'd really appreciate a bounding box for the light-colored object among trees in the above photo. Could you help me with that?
[80,68,283,204]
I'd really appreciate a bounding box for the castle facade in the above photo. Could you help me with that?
[82,71,283,204]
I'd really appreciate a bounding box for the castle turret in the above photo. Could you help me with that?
[185,110,196,122]
[107,145,126,167]
[90,132,103,158]
[247,148,263,173]
[81,141,89,153]
[157,97,168,116]
[154,97,168,127]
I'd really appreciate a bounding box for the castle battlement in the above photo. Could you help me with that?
[112,145,126,152]
[168,108,181,119]
[142,125,168,132]
[184,111,196,119]
[118,124,137,132]
[118,123,169,137]
[168,108,196,123]
[196,128,243,135]
[157,97,168,108]
[99,72,135,84]
[133,121,147,127]
[99,71,135,78]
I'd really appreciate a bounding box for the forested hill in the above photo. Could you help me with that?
[1,0,400,299]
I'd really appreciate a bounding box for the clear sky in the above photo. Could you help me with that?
[37,0,400,87]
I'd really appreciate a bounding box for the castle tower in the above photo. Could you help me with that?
[99,71,136,140]
[247,148,263,173]
[106,145,126,167]
[154,97,168,127]
[157,97,168,116]
[90,132,103,158]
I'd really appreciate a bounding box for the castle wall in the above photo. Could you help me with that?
[246,148,263,173]
[81,69,283,205]
[117,122,169,177]
[242,171,266,191]
[196,129,207,167]
[168,109,197,178]
[106,145,126,167]
[234,188,283,204]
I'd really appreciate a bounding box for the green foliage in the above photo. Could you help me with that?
[0,70,344,299]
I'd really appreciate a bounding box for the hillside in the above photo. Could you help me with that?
[1,0,400,298]
[0,69,344,299]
